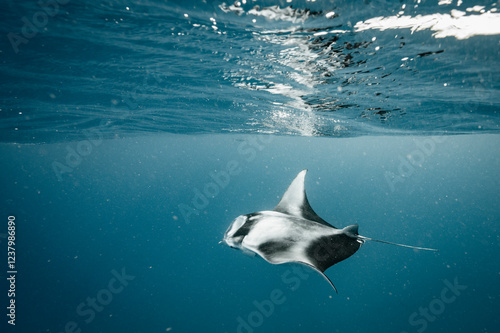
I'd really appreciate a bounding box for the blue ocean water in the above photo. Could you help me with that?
[1,0,499,332]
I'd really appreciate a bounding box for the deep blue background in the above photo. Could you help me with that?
[1,133,499,332]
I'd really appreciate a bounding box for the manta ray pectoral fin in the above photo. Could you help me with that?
[357,235,439,252]
[273,169,335,228]
[240,247,257,257]
[299,262,338,293]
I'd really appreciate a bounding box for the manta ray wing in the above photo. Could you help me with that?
[273,169,335,228]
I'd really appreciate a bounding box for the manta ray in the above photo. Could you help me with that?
[222,169,437,292]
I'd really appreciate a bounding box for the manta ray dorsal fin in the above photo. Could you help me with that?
[273,170,335,228]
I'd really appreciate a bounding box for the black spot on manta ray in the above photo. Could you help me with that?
[306,234,361,272]
[258,240,292,257]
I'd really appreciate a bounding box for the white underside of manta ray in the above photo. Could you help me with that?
[222,169,438,293]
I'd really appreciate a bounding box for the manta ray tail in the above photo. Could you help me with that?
[356,235,439,252]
